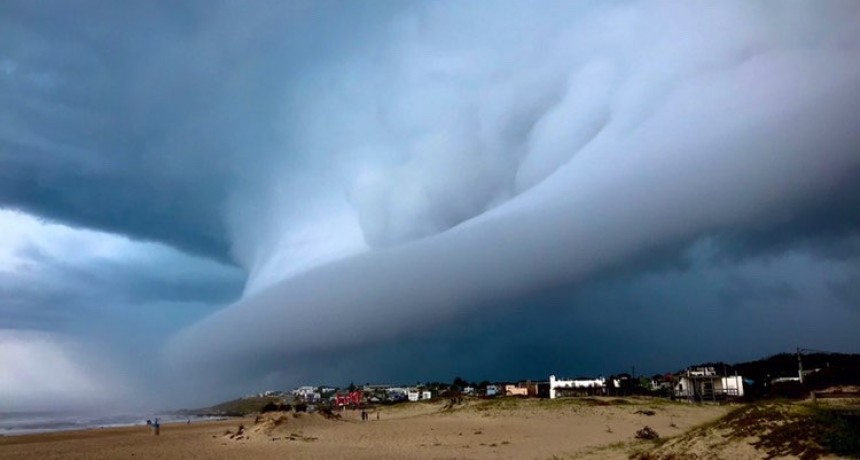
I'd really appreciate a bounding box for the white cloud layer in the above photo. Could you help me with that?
[170,0,860,376]
[0,209,128,272]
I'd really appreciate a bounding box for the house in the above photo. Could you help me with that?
[650,374,674,392]
[504,384,528,396]
[334,391,363,407]
[674,367,744,402]
[515,381,545,397]
[403,388,433,401]
[385,387,408,402]
[293,386,321,402]
[485,384,501,396]
[549,375,606,399]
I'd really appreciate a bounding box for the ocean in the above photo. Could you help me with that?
[0,412,220,436]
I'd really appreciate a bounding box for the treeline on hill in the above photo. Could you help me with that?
[689,352,860,399]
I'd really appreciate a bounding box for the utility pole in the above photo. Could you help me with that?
[797,347,804,384]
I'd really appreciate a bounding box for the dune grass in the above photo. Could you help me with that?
[633,400,860,460]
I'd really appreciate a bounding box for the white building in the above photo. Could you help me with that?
[293,386,321,402]
[402,388,433,401]
[674,367,744,401]
[549,375,606,399]
[386,387,408,401]
[293,386,316,396]
[486,384,501,396]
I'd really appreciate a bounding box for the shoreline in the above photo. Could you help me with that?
[0,414,231,438]
[0,417,248,445]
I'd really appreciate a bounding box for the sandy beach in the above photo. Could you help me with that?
[0,397,729,459]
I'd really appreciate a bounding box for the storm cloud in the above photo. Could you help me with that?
[171,0,860,370]
[1,0,860,408]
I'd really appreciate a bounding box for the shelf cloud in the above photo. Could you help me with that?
[1,0,859,407]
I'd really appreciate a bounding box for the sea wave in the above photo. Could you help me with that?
[0,412,221,436]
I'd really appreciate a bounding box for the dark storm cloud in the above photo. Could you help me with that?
[716,274,797,310]
[827,263,860,308]
[164,0,860,397]
[161,244,860,406]
[703,175,860,264]
[0,0,412,261]
[1,1,234,259]
[16,244,240,304]
[2,0,860,409]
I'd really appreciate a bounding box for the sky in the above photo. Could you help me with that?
[1,0,860,412]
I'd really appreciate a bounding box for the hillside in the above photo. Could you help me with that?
[179,395,284,417]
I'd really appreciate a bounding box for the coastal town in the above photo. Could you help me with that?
[4,351,858,459]
[242,367,742,412]
[217,350,857,417]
